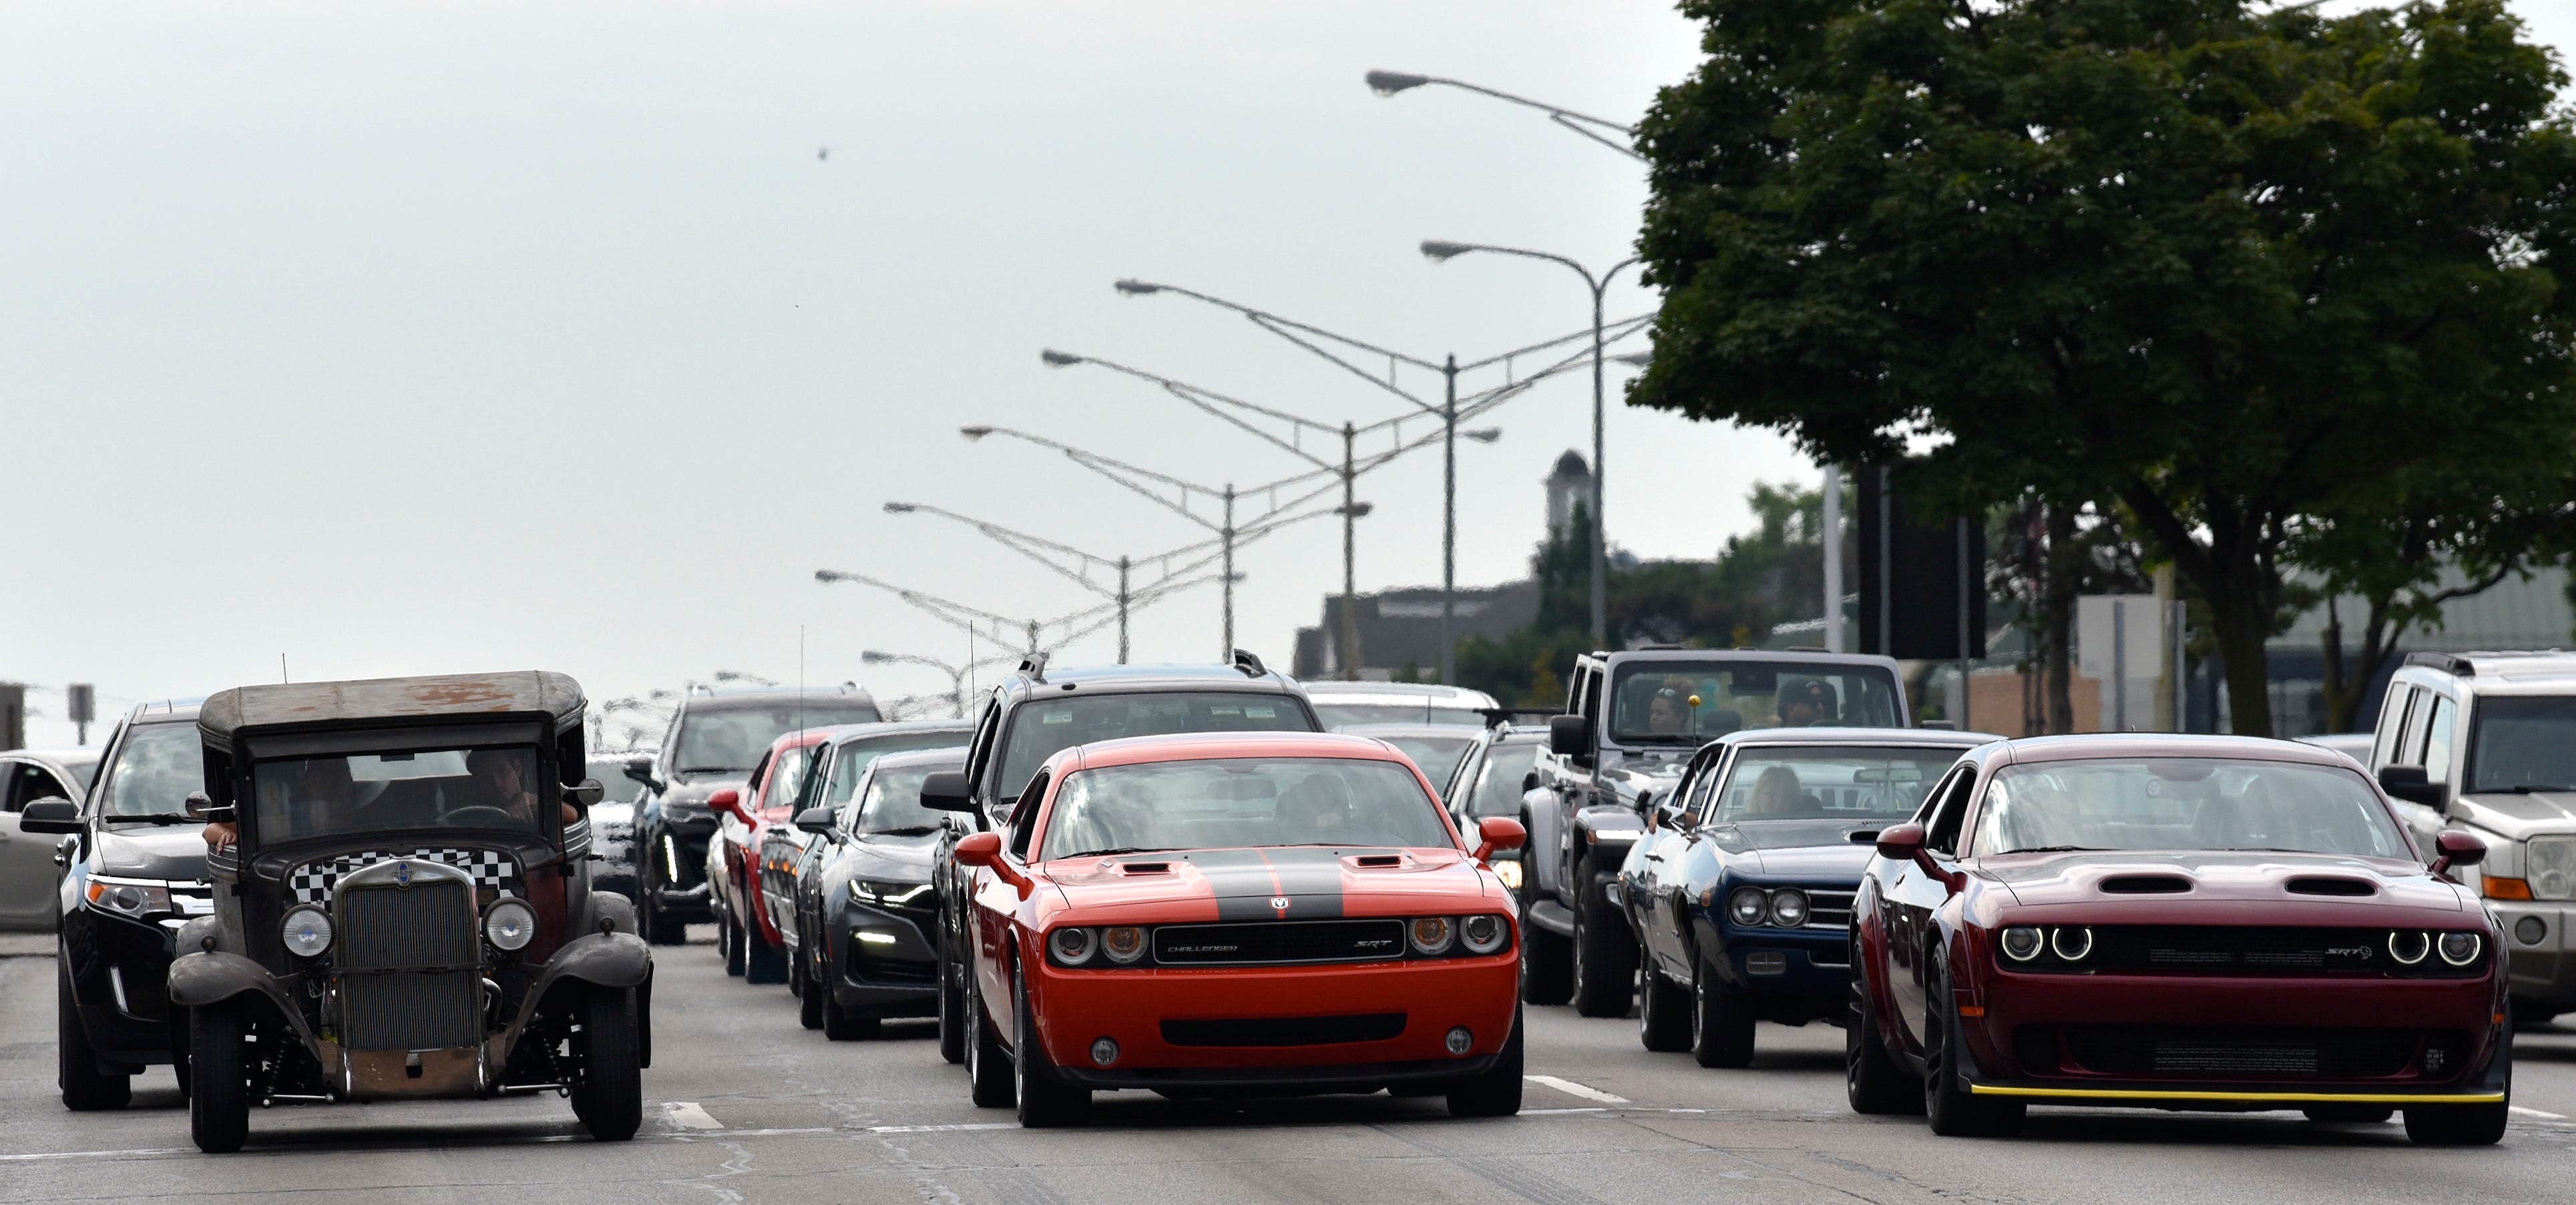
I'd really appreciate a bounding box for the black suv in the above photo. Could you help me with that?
[1520,649,1908,1016]
[925,652,1320,1063]
[624,685,881,943]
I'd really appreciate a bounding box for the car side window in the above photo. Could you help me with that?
[835,765,875,836]
[2423,696,2459,785]
[1006,770,1049,861]
[745,750,772,796]
[2396,690,2435,768]
[1922,768,1975,855]
[962,698,1002,793]
[2373,686,2418,767]
[1687,750,1728,820]
[1578,667,1603,726]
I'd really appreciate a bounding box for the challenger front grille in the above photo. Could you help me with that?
[1153,920,1406,966]
[1161,1013,1407,1047]
[2028,1025,2437,1079]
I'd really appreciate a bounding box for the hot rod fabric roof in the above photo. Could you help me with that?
[199,670,586,740]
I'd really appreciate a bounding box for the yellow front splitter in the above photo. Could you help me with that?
[1970,1085,2505,1105]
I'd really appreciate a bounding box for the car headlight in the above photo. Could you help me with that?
[2000,925,2044,962]
[281,905,334,958]
[1101,926,1147,964]
[1493,859,1523,891]
[1727,887,1769,927]
[2049,926,2093,961]
[484,899,535,951]
[2438,931,2482,967]
[86,875,174,919]
[1769,889,1810,929]
[1049,927,1097,965]
[2528,836,2576,901]
[854,880,933,905]
[2389,929,2430,965]
[1409,917,1456,955]
[1460,913,1508,955]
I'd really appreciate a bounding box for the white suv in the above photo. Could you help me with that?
[2368,650,2576,1025]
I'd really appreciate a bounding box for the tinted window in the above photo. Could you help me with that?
[253,745,549,842]
[1376,734,1474,792]
[825,732,971,806]
[852,763,956,835]
[1038,757,1450,859]
[994,692,1310,801]
[2422,698,2458,784]
[1608,660,1901,742]
[95,722,204,819]
[1712,746,1962,822]
[1969,758,2407,859]
[673,702,881,775]
[586,757,646,804]
[2466,696,2576,793]
[1464,743,1542,818]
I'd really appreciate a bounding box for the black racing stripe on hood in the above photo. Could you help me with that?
[1178,847,1349,921]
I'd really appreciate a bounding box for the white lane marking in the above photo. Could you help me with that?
[2510,1106,2570,1120]
[866,1122,1020,1134]
[0,1148,191,1162]
[1524,1075,1629,1104]
[664,1101,724,1130]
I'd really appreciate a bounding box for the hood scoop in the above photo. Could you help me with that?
[1118,861,1172,875]
[2284,876,2376,897]
[1352,854,1404,869]
[2099,875,2193,895]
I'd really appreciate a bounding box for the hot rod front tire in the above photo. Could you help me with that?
[186,999,248,1154]
[575,985,644,1142]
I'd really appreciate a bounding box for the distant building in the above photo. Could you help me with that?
[1291,582,1540,680]
[1544,451,1591,539]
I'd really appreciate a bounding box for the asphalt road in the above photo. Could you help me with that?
[7,933,2576,1204]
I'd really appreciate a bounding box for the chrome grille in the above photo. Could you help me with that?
[339,881,476,971]
[1802,887,1856,933]
[343,971,480,1050]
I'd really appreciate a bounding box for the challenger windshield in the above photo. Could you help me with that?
[1970,758,2409,859]
[252,746,550,842]
[1038,757,1450,859]
[1712,746,1964,822]
[673,702,881,776]
[995,692,1311,802]
[1608,661,1901,742]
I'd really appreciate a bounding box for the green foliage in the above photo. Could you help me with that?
[1633,0,2576,735]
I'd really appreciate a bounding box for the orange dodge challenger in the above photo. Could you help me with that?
[931,730,1529,1126]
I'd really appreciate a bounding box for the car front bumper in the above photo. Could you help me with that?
[2486,899,2576,1006]
[59,905,184,1069]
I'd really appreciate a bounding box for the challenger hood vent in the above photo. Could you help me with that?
[2284,876,2376,897]
[2099,875,2193,895]
[1119,862,1172,875]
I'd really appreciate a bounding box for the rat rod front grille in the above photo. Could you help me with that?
[338,879,481,1051]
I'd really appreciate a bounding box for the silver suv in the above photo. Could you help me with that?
[2367,650,2576,1024]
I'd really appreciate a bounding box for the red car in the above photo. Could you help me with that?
[1850,734,2510,1144]
[708,727,841,983]
[933,731,1528,1126]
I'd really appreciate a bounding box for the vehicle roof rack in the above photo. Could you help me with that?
[1231,648,1267,678]
[1477,706,1559,729]
[2404,652,2473,677]
[1018,652,1050,684]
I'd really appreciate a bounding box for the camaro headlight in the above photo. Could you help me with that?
[281,905,333,958]
[2000,925,2044,962]
[1727,887,1770,927]
[1409,917,1455,955]
[2438,931,2482,967]
[1101,926,1147,964]
[1049,927,1097,965]
[1769,889,1810,929]
[1460,913,1508,955]
[86,875,174,919]
[484,899,535,951]
[2527,836,2576,901]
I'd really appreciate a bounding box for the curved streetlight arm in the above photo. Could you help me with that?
[885,499,1229,596]
[1365,70,1643,161]
[1119,278,1444,416]
[1048,350,1346,469]
[963,425,1340,537]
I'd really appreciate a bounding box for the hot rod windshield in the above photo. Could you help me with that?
[252,745,548,842]
[1038,756,1450,860]
[1969,758,2410,859]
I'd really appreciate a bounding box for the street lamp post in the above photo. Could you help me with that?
[1363,70,1643,161]
[880,501,1222,664]
[861,649,1014,718]
[1421,241,1640,650]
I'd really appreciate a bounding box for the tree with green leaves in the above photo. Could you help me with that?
[1632,0,2576,735]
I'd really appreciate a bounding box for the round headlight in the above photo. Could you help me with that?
[1049,927,1096,965]
[2049,926,2093,961]
[484,899,535,951]
[2438,931,2482,967]
[2000,925,2044,962]
[1769,890,1810,929]
[1409,917,1456,955]
[1101,926,1146,964]
[2389,929,2430,965]
[1461,913,1508,955]
[281,906,333,958]
[1728,887,1770,927]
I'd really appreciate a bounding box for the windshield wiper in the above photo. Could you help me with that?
[1062,847,1169,859]
[679,766,746,776]
[861,825,941,837]
[2002,845,2107,855]
[107,812,196,826]
[2491,784,2576,794]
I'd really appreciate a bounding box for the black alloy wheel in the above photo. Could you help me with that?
[936,950,968,1065]
[186,999,248,1154]
[1518,881,1573,1006]
[57,954,131,1111]
[1012,959,1091,1128]
[797,923,825,1031]
[965,967,1015,1109]
[743,914,788,985]
[1920,961,2024,1138]
[1689,955,1756,1069]
[1638,962,1691,1053]
[1569,873,1636,1018]
[1444,1006,1526,1118]
[638,828,687,946]
[821,975,877,1041]
[573,985,644,1142]
[1846,973,1920,1114]
[720,908,747,977]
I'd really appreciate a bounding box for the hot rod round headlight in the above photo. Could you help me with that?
[1049,927,1097,965]
[2000,925,2044,962]
[1728,888,1770,927]
[1100,926,1146,964]
[281,906,333,958]
[2438,931,2482,967]
[1409,917,1456,955]
[484,899,535,951]
[1461,913,1508,955]
[1769,890,1810,929]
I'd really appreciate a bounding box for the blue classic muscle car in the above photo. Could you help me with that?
[1618,728,1996,1067]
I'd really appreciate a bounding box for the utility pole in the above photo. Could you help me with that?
[1340,422,1361,681]
[1440,354,1459,684]
[1821,466,1844,652]
[1116,557,1132,664]
[1221,486,1237,660]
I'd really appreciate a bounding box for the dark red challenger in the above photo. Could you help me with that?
[933,731,1528,1126]
[1849,734,2510,1144]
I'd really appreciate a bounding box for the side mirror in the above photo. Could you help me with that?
[1876,822,1928,865]
[1472,816,1526,862]
[919,770,974,812]
[2430,829,2487,877]
[1521,770,1540,794]
[2378,766,2449,810]
[1547,714,1587,758]
[19,799,82,834]
[564,778,605,808]
[706,788,744,821]
[1653,796,1695,835]
[182,790,235,825]
[793,806,837,836]
[622,754,654,784]
[955,830,1003,867]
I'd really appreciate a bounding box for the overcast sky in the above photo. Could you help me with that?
[7,1,2571,748]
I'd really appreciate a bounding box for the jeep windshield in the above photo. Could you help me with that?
[1038,756,1450,859]
[995,692,1312,802]
[95,720,206,821]
[2466,696,2576,794]
[1609,660,1901,742]
[252,746,551,842]
[674,701,881,776]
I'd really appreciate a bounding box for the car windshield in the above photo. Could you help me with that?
[1462,742,1541,818]
[819,732,972,806]
[1711,746,1962,822]
[853,763,957,834]
[1608,661,1902,741]
[586,758,646,804]
[995,692,1311,801]
[95,722,204,819]
[252,745,550,842]
[60,754,103,790]
[1970,758,2410,859]
[1313,702,1485,729]
[1376,735,1472,792]
[1038,756,1452,859]
[674,702,880,776]
[2466,696,2576,793]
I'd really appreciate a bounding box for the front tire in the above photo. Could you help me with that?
[797,928,826,1031]
[58,955,130,1112]
[1446,1006,1524,1118]
[744,917,787,985]
[1921,962,2023,1138]
[720,909,747,977]
[1012,961,1090,1128]
[1638,962,1691,1053]
[966,972,1015,1109]
[1569,874,1635,1018]
[821,979,877,1041]
[2404,1101,2509,1146]
[1846,975,1919,1114]
[1690,957,1756,1069]
[574,985,644,1142]
[186,999,248,1153]
[937,951,969,1065]
[1518,886,1573,1007]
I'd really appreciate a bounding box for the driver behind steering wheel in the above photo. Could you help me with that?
[466,748,579,826]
